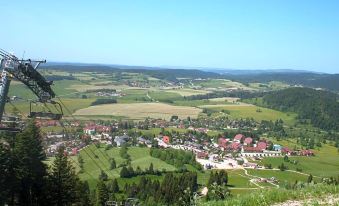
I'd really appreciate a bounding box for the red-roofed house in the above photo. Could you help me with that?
[83,125,112,134]
[218,138,228,148]
[300,150,314,156]
[163,136,170,144]
[281,147,293,155]
[96,126,112,133]
[257,142,267,150]
[243,146,263,153]
[234,134,245,142]
[244,137,253,146]
[226,142,241,152]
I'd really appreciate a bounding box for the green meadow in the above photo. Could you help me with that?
[199,104,297,125]
[259,144,339,177]
[66,146,176,189]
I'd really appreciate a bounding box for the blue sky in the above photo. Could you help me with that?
[1,0,339,73]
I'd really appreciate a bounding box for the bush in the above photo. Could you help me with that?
[278,163,288,171]
[296,168,303,172]
[265,164,272,169]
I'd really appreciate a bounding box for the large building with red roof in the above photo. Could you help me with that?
[218,137,229,148]
[243,146,263,153]
[226,142,241,152]
[257,142,267,150]
[234,134,245,142]
[244,137,253,145]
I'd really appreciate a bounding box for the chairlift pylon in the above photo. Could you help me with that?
[28,100,63,120]
[0,49,63,131]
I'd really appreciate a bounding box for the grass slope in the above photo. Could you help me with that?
[260,144,339,177]
[199,105,296,125]
[73,146,176,189]
[201,184,339,206]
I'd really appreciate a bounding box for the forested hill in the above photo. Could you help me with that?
[262,87,339,131]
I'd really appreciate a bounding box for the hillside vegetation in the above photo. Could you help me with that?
[262,87,339,131]
[201,184,339,206]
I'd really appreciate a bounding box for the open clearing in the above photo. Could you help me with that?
[161,88,211,96]
[199,104,297,125]
[69,84,131,92]
[208,97,240,102]
[74,102,202,120]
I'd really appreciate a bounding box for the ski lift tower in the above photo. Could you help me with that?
[0,49,62,130]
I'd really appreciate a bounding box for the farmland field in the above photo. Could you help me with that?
[164,88,211,96]
[208,97,240,103]
[199,104,297,125]
[73,102,202,120]
[69,83,130,92]
[194,79,254,90]
[8,80,86,99]
[148,91,182,101]
[5,98,95,116]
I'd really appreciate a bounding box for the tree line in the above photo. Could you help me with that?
[0,122,91,205]
[123,172,198,205]
[150,148,202,171]
[185,90,265,101]
[91,98,117,106]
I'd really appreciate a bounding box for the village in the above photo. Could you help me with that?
[41,117,314,171]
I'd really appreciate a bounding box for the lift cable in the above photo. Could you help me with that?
[56,96,116,164]
[51,100,115,177]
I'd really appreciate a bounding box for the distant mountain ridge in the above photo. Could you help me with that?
[42,62,339,91]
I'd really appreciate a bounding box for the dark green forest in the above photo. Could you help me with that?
[262,87,339,131]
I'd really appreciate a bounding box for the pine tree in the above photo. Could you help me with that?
[136,166,142,175]
[218,170,228,185]
[78,154,85,171]
[48,146,80,206]
[107,179,119,193]
[120,166,129,178]
[0,141,12,205]
[148,163,154,174]
[127,165,135,177]
[14,121,47,205]
[110,158,116,170]
[307,174,313,183]
[99,170,108,181]
[75,181,91,206]
[96,181,109,206]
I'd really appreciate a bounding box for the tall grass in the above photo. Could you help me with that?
[200,184,339,206]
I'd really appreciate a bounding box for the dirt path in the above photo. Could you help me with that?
[242,168,280,188]
[255,168,322,179]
